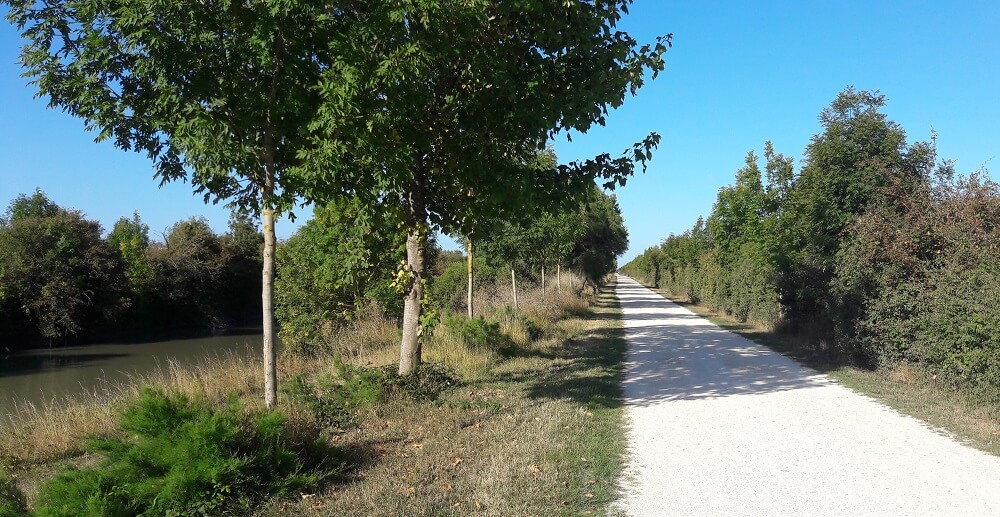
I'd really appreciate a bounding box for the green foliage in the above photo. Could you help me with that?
[0,204,126,342]
[287,361,457,429]
[780,87,924,322]
[34,389,337,516]
[108,212,154,290]
[0,471,27,517]
[571,187,630,285]
[275,198,406,355]
[442,314,507,351]
[285,364,384,430]
[2,188,61,225]
[429,260,471,313]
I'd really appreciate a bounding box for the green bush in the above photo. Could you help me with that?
[34,389,339,516]
[286,361,458,430]
[442,313,506,350]
[380,362,458,401]
[429,261,468,313]
[0,471,27,517]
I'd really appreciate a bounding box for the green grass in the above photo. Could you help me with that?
[648,285,1000,457]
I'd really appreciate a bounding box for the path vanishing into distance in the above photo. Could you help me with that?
[614,275,1000,517]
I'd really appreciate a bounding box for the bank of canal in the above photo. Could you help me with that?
[1,329,264,418]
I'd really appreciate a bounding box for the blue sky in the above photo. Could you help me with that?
[2,1,998,263]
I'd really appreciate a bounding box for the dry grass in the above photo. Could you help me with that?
[3,274,629,516]
[263,284,627,516]
[650,285,1000,457]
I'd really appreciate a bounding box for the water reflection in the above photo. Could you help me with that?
[0,329,264,416]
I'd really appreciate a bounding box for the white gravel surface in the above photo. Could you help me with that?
[614,275,1000,517]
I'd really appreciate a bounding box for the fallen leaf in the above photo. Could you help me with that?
[406,486,416,496]
[443,483,453,491]
[412,443,424,449]
[528,464,541,474]
[452,457,463,466]
[584,492,594,498]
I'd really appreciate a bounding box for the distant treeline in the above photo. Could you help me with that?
[620,87,1000,402]
[0,190,263,349]
[1,183,629,353]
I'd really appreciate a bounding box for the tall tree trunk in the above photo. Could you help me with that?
[466,235,474,318]
[399,175,428,376]
[261,187,278,410]
[511,267,518,311]
[557,264,562,293]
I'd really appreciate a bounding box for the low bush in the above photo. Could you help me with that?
[442,313,507,350]
[0,471,27,517]
[34,388,339,516]
[494,306,542,346]
[286,361,458,431]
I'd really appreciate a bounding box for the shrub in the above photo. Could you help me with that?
[380,362,458,401]
[34,388,338,516]
[286,361,458,430]
[0,471,27,517]
[441,313,506,350]
[429,260,468,313]
[494,306,542,346]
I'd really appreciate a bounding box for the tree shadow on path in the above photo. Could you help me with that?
[616,277,833,408]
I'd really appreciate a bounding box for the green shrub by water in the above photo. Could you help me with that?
[34,388,339,516]
[0,471,27,517]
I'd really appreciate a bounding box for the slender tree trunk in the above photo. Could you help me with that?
[557,264,562,292]
[400,174,428,376]
[399,226,426,375]
[261,187,278,410]
[511,267,518,310]
[541,265,545,292]
[466,236,474,318]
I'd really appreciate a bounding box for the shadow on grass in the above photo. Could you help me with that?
[508,286,627,410]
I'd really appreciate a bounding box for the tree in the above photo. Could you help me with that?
[301,1,669,374]
[275,197,406,355]
[0,194,125,343]
[108,212,153,289]
[6,0,341,408]
[780,87,925,325]
[570,187,630,286]
[0,188,61,225]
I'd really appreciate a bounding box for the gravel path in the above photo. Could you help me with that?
[614,275,1000,517]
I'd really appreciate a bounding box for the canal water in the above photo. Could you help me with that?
[0,329,263,417]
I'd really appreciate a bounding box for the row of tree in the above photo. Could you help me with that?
[621,87,1000,401]
[0,191,263,348]
[273,181,629,355]
[0,179,628,358]
[5,0,667,407]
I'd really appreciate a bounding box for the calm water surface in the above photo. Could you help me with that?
[0,329,264,417]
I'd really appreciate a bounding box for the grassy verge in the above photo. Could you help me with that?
[645,285,1000,456]
[1,280,629,515]
[265,285,626,516]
